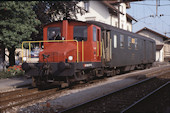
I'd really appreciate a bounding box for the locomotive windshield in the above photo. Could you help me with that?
[74,26,87,41]
[47,27,61,40]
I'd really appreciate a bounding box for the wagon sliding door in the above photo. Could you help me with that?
[102,30,111,62]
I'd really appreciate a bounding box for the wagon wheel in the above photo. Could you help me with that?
[116,68,121,75]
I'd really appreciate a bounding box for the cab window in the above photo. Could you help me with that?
[93,27,97,41]
[47,27,61,40]
[74,26,87,41]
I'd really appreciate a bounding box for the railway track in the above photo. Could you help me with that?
[60,71,170,113]
[1,66,170,112]
[123,82,170,113]
[0,87,60,112]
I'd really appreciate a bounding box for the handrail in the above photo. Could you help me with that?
[21,40,79,63]
[101,41,102,57]
[97,41,99,57]
[82,40,84,62]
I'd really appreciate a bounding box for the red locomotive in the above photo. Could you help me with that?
[22,19,155,87]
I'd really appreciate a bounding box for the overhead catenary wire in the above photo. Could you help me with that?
[131,3,170,6]
[130,1,170,37]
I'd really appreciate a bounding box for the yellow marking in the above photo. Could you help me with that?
[82,40,84,62]
[132,38,135,44]
[21,42,24,63]
[22,40,79,63]
[97,41,99,56]
[101,41,102,57]
[29,42,31,61]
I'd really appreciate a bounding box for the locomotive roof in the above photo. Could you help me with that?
[43,19,91,27]
[86,21,155,42]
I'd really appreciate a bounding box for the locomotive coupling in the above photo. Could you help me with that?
[22,62,31,72]
[58,62,71,71]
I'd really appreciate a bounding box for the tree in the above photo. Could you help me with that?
[47,1,85,21]
[32,1,85,41]
[0,1,41,66]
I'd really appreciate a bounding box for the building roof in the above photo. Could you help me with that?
[156,45,164,51]
[102,1,137,22]
[126,13,137,22]
[136,27,169,40]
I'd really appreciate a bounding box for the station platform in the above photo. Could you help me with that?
[0,77,32,91]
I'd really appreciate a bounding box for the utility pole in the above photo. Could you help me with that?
[118,3,120,28]
[156,0,160,16]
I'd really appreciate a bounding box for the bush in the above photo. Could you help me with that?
[0,71,11,79]
[7,65,25,77]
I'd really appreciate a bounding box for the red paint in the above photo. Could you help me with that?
[39,20,101,63]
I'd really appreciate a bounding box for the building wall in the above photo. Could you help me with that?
[137,30,164,62]
[77,1,110,24]
[76,1,132,31]
[137,30,164,45]
[127,21,132,31]
[164,42,170,61]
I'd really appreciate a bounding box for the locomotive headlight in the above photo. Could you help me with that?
[23,57,27,62]
[68,56,73,61]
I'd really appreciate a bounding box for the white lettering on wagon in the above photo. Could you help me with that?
[83,64,93,67]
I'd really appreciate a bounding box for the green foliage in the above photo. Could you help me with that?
[0,1,41,48]
[7,65,24,77]
[47,1,85,21]
[0,65,24,79]
[0,71,12,79]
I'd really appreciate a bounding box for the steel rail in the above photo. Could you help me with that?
[0,88,59,111]
[121,81,170,113]
[0,88,29,97]
[0,88,38,101]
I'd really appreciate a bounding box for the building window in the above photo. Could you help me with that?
[84,1,89,12]
[120,5,123,13]
[115,22,118,27]
[74,26,87,41]
[122,24,124,29]
[128,36,132,49]
[114,35,117,48]
[93,27,97,41]
[120,35,124,48]
[127,26,129,31]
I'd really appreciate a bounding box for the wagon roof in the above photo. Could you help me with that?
[86,20,155,42]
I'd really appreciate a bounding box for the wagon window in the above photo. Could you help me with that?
[120,35,124,48]
[113,35,117,48]
[93,27,97,41]
[135,38,138,49]
[74,26,87,41]
[47,27,61,40]
[128,36,132,49]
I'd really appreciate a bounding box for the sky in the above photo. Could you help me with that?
[126,0,170,37]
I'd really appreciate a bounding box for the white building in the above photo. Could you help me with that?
[164,39,170,62]
[76,1,137,32]
[136,27,169,62]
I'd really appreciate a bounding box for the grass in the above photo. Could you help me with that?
[0,71,24,79]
